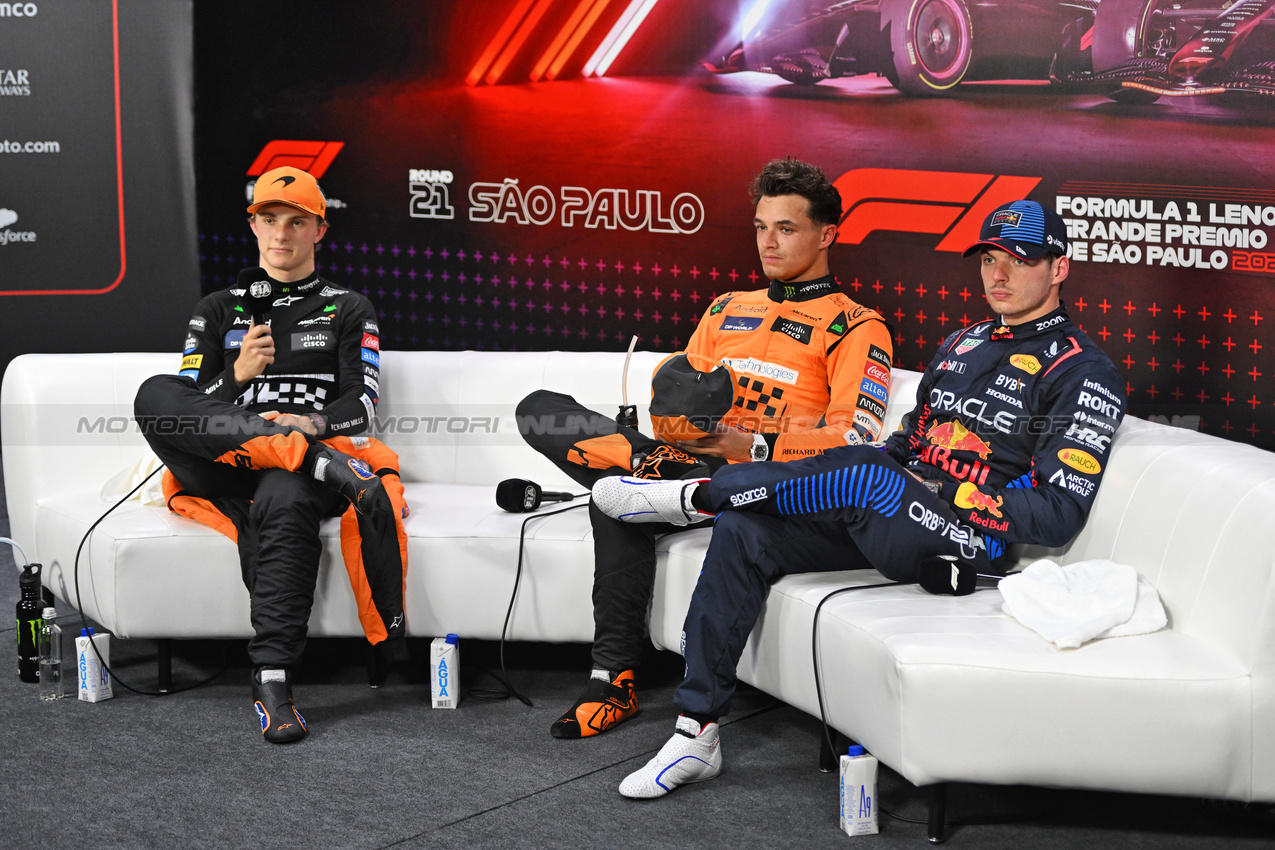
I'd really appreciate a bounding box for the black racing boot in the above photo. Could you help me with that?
[252,668,308,744]
[311,445,387,516]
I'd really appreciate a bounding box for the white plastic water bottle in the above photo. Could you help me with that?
[839,744,880,836]
[37,607,64,701]
[430,634,459,709]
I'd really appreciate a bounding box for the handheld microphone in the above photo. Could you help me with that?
[496,478,576,513]
[237,267,274,326]
[918,555,978,596]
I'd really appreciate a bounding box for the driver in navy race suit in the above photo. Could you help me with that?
[591,199,1127,799]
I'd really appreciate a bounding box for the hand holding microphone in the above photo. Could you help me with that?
[235,268,276,385]
[239,267,275,326]
[495,478,578,513]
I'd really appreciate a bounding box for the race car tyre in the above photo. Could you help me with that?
[889,0,974,95]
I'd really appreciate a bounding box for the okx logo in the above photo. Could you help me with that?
[246,140,344,178]
[833,169,1043,253]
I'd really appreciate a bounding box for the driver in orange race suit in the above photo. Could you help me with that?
[516,157,895,740]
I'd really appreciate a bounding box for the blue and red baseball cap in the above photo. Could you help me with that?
[963,200,1068,260]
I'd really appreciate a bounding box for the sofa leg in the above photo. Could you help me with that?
[818,730,849,772]
[158,639,172,694]
[819,731,836,772]
[927,783,948,844]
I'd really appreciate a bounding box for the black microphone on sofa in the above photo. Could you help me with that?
[917,555,1007,596]
[496,479,576,513]
[237,267,274,326]
[918,555,977,596]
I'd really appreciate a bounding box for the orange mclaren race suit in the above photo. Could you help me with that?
[133,272,406,668]
[516,274,893,676]
[670,303,1126,719]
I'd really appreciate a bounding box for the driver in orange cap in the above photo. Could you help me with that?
[133,166,408,744]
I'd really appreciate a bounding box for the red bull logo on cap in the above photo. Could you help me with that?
[926,420,992,459]
[991,210,1023,228]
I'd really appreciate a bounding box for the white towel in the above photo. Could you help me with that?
[100,449,166,507]
[998,559,1167,650]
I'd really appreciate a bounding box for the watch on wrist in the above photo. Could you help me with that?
[307,412,326,437]
[749,433,769,462]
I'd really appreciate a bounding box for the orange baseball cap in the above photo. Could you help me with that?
[247,166,327,218]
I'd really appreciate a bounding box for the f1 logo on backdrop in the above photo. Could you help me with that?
[833,169,1043,253]
[246,140,344,178]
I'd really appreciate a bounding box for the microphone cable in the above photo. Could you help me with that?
[810,575,1036,831]
[72,463,230,696]
[468,498,589,706]
[810,580,903,764]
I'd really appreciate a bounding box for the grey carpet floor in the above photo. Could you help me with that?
[1,458,1273,848]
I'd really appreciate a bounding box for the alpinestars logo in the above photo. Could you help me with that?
[833,168,1043,253]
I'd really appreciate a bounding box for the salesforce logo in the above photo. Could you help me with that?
[0,207,36,245]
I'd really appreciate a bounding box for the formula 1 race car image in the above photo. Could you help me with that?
[704,0,1275,101]
[1083,0,1275,102]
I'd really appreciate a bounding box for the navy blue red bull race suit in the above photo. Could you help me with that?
[517,274,893,676]
[675,303,1126,719]
[133,273,407,669]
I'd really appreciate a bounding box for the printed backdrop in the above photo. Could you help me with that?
[193,1,1275,447]
[0,0,197,379]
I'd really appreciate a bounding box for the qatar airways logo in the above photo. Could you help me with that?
[467,178,704,235]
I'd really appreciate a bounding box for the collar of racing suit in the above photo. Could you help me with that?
[229,272,323,297]
[767,273,838,303]
[276,273,323,293]
[990,302,1072,341]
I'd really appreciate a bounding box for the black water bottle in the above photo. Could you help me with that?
[16,563,43,683]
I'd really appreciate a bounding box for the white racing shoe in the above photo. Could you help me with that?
[591,476,713,526]
[619,715,722,799]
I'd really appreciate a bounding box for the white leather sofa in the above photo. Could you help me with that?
[5,350,1274,831]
